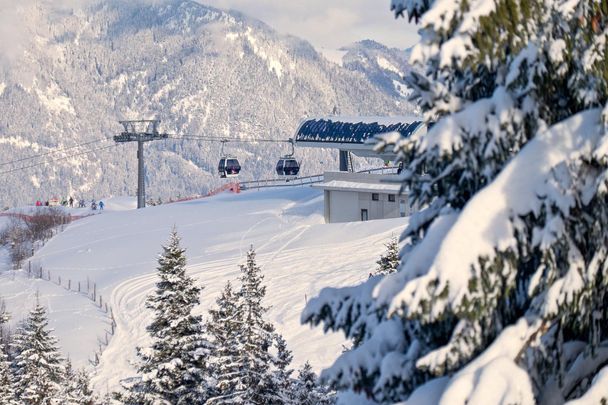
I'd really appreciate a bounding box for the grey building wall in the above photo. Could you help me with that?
[326,190,407,223]
[329,190,361,223]
[315,171,412,223]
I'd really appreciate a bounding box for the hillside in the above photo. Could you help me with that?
[0,186,407,393]
[0,0,414,208]
[341,40,414,99]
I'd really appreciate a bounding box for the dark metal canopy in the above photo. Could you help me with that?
[294,116,424,158]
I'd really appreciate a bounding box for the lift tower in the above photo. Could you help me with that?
[114,120,168,209]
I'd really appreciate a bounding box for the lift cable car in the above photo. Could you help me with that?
[218,140,241,178]
[276,139,300,177]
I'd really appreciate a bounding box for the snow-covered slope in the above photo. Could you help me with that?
[0,0,414,208]
[0,186,406,394]
[340,40,414,99]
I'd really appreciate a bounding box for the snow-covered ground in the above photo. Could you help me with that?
[0,186,406,394]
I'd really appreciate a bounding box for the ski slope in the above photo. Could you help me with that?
[0,187,407,394]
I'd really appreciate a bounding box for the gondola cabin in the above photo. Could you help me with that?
[276,157,300,176]
[218,157,241,178]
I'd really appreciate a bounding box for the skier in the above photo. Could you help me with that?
[91,200,97,210]
[69,196,74,207]
[99,201,104,211]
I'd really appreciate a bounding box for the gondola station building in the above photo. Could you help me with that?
[294,116,426,223]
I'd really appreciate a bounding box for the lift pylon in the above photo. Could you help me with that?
[114,120,168,209]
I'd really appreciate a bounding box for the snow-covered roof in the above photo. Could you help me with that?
[294,115,423,145]
[313,180,402,194]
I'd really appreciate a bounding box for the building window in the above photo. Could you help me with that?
[372,193,379,201]
[361,209,368,221]
[388,194,396,202]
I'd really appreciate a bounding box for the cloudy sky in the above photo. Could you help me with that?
[205,0,420,50]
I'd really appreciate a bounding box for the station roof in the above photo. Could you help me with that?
[294,115,424,158]
[295,115,423,144]
[312,180,402,194]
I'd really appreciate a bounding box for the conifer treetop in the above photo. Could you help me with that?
[13,300,66,404]
[124,228,212,404]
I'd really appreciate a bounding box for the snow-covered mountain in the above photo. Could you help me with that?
[340,40,413,99]
[0,1,415,208]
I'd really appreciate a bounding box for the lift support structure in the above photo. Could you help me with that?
[114,120,168,209]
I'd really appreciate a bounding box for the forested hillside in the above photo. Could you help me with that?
[0,0,414,208]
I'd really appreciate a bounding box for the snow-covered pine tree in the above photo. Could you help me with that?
[0,298,10,349]
[12,301,66,404]
[207,281,240,404]
[291,362,334,405]
[0,299,8,335]
[303,1,608,403]
[372,236,399,277]
[271,334,294,405]
[63,358,97,405]
[125,229,212,404]
[0,344,17,405]
[0,305,17,405]
[208,276,296,404]
[232,247,278,404]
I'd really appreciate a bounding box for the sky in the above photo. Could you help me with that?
[204,0,420,50]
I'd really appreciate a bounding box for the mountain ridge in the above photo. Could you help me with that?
[0,0,416,208]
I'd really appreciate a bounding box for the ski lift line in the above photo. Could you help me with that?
[164,135,292,144]
[0,144,120,175]
[0,137,114,167]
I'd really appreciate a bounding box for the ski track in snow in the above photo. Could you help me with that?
[0,188,407,394]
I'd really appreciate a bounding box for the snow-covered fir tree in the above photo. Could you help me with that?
[0,305,17,405]
[63,358,97,405]
[12,301,66,404]
[291,362,334,405]
[232,247,277,404]
[0,299,8,339]
[372,236,400,277]
[123,229,212,404]
[208,248,291,404]
[272,334,294,405]
[208,254,303,405]
[304,0,608,403]
[207,281,240,404]
[0,345,17,405]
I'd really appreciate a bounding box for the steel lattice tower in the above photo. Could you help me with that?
[114,120,168,209]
